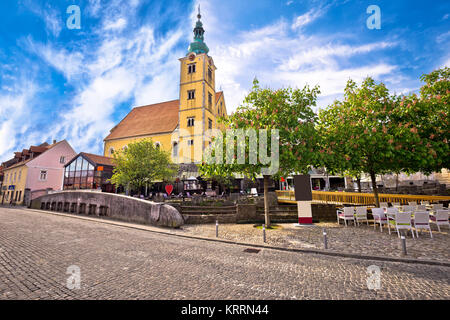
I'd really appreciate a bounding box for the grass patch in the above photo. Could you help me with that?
[253,224,282,230]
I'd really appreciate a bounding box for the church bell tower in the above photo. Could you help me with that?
[178,6,217,164]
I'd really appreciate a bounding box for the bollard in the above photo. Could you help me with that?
[263,224,266,243]
[401,235,407,255]
[323,228,328,249]
[216,220,219,238]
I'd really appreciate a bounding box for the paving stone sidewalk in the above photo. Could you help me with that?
[1,207,449,300]
[173,221,450,263]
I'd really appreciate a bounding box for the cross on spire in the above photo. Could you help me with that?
[187,4,209,54]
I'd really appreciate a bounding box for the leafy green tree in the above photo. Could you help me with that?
[318,70,449,207]
[111,139,176,195]
[201,79,321,226]
[318,77,405,207]
[396,67,450,173]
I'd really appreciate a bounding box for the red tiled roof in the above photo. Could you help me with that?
[104,100,179,141]
[81,153,115,167]
[5,158,33,170]
[29,146,48,153]
[4,140,66,171]
[215,91,223,104]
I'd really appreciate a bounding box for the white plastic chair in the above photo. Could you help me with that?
[385,207,399,235]
[421,201,430,205]
[430,210,449,232]
[389,211,415,238]
[408,201,417,206]
[379,202,389,208]
[412,211,432,238]
[432,204,444,211]
[401,205,414,213]
[337,207,356,227]
[355,206,369,226]
[416,204,426,211]
[372,208,388,232]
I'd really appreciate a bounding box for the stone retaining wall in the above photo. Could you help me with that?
[311,204,339,222]
[30,191,184,228]
[179,203,340,224]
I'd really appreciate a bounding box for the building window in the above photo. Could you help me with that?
[109,147,114,155]
[173,142,178,157]
[39,170,47,181]
[188,63,196,74]
[187,117,195,127]
[188,139,194,146]
[208,92,212,108]
[122,145,128,151]
[18,171,21,181]
[60,156,65,164]
[188,90,195,100]
[13,172,16,182]
[155,142,161,149]
[208,118,213,129]
[208,68,212,83]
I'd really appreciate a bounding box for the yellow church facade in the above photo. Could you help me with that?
[103,10,227,165]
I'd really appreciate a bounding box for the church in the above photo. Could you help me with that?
[103,9,227,171]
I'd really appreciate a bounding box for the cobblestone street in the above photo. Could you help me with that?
[0,207,449,300]
[177,221,450,262]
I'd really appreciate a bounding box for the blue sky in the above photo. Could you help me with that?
[0,0,449,162]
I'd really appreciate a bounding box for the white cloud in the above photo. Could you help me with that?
[199,4,399,111]
[103,18,128,31]
[0,78,38,160]
[21,0,186,156]
[25,38,85,81]
[22,1,63,37]
[291,8,324,30]
[436,31,450,43]
[443,57,450,68]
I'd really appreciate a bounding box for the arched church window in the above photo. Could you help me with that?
[173,142,178,157]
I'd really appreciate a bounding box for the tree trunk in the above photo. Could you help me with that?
[356,177,362,193]
[370,170,380,207]
[263,175,271,227]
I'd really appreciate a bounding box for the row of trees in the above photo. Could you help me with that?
[200,67,449,224]
[108,68,448,226]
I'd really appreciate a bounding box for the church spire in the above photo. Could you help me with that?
[188,5,209,54]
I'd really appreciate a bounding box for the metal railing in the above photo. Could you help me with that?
[276,190,450,205]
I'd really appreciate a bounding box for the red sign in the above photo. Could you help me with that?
[165,184,174,196]
[97,166,104,171]
[280,177,285,182]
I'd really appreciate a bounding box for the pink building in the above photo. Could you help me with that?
[1,140,77,205]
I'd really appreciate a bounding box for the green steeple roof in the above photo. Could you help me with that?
[188,5,209,54]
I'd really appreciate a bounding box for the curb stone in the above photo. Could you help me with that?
[11,206,450,268]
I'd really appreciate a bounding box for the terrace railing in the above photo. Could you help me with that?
[276,190,450,205]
